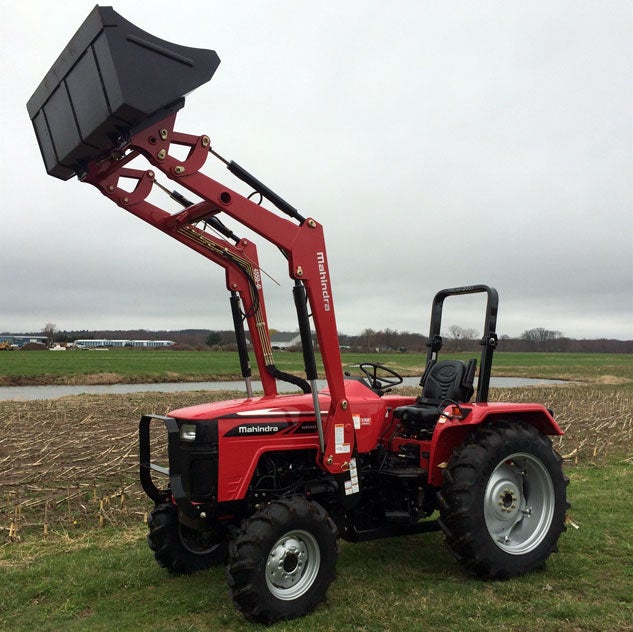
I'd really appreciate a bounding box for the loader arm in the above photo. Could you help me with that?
[82,112,355,473]
[82,146,278,397]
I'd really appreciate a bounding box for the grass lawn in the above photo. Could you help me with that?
[1,460,631,632]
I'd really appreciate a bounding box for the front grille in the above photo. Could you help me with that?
[180,446,218,501]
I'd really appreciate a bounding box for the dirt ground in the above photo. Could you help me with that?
[1,386,631,540]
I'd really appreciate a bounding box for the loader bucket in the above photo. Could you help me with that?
[27,5,220,180]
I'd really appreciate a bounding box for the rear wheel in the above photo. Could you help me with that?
[438,420,569,579]
[147,503,227,574]
[227,497,338,623]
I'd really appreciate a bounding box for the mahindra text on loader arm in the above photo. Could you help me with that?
[28,6,569,624]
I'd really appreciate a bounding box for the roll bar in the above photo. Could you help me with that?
[425,284,499,403]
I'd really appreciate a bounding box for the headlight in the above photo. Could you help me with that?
[179,422,197,442]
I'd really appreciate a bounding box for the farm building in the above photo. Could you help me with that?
[270,332,302,350]
[74,339,175,349]
[0,335,48,348]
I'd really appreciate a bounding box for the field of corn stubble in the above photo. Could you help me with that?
[1,383,632,540]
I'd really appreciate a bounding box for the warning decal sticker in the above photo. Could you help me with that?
[334,423,350,454]
[344,458,359,495]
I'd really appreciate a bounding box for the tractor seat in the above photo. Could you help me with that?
[393,359,476,434]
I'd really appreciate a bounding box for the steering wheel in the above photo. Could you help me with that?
[359,362,404,392]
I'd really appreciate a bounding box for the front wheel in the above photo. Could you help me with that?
[147,503,227,574]
[226,497,338,624]
[438,420,569,579]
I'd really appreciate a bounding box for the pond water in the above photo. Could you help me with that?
[0,376,568,402]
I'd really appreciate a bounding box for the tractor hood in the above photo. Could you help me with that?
[167,379,386,422]
[168,392,329,422]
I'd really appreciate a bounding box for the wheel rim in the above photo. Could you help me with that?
[265,529,320,600]
[484,452,555,555]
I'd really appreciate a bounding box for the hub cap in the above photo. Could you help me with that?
[266,529,320,600]
[484,452,555,554]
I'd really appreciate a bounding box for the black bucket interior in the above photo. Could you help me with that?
[27,5,220,180]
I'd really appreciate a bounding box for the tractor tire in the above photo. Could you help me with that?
[147,503,227,574]
[226,496,338,624]
[438,420,569,579]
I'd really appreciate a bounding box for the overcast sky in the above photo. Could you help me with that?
[2,1,632,340]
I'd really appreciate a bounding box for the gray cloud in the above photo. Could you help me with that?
[2,0,631,339]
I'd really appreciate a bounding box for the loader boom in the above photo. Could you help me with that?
[81,111,355,470]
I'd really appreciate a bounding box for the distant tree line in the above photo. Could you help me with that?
[7,325,632,354]
[339,327,632,354]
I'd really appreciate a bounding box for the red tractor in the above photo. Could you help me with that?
[28,7,569,623]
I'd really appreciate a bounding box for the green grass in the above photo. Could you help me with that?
[0,349,245,385]
[1,349,631,385]
[1,461,631,632]
[488,352,633,382]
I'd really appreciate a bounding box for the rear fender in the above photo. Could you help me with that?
[428,404,562,487]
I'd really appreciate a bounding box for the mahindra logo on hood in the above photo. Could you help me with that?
[224,422,291,437]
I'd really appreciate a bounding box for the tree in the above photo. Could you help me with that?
[445,325,479,352]
[447,325,478,341]
[43,323,57,346]
[206,331,221,346]
[520,328,562,351]
[361,328,376,350]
